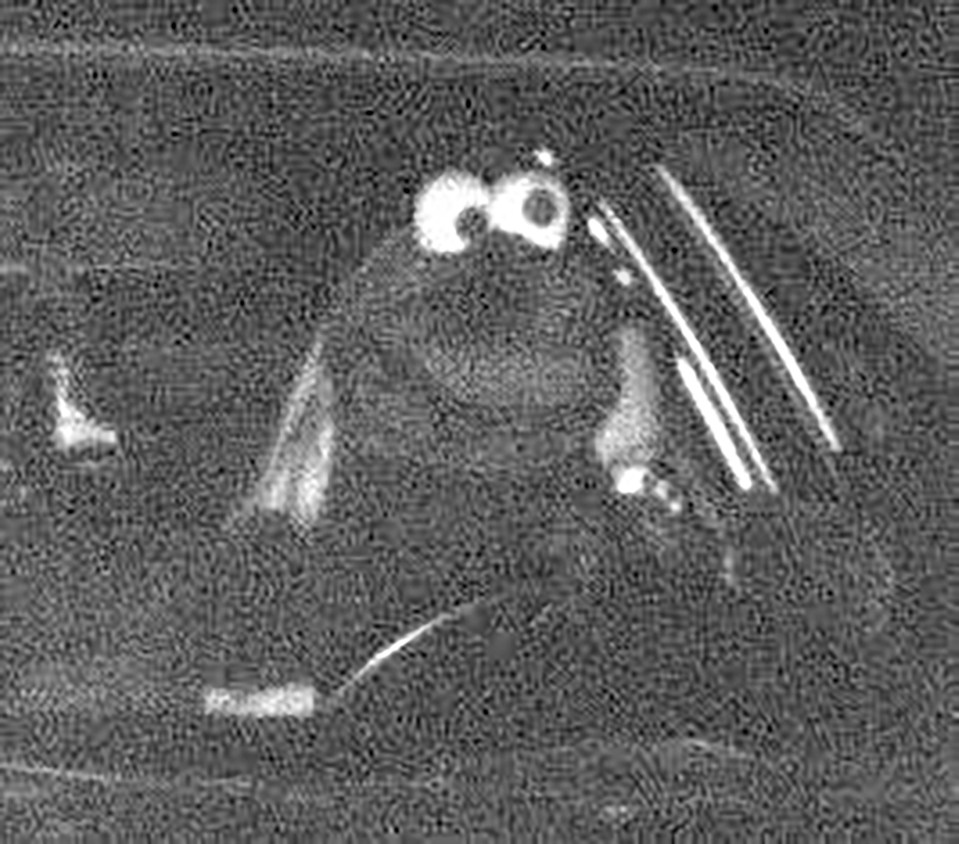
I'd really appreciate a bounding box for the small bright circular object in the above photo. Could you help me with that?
[614,465,651,496]
[534,148,556,168]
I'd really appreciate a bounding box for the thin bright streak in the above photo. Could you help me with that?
[656,165,842,453]
[198,604,486,717]
[598,200,778,493]
[331,600,483,702]
[0,760,135,786]
[676,357,754,492]
[0,758,264,794]
[349,618,439,683]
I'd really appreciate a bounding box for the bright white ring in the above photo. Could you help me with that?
[488,172,570,252]
[414,171,492,255]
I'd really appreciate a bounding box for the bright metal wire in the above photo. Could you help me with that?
[598,200,778,494]
[656,165,842,453]
[676,356,754,491]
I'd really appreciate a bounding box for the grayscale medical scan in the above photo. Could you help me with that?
[0,6,950,839]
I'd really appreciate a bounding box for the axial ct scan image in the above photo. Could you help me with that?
[0,21,948,840]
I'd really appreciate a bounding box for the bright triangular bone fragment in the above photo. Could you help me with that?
[47,351,119,454]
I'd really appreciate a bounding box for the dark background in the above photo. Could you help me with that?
[0,1,952,359]
[2,0,950,176]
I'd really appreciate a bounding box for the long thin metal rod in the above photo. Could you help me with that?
[656,165,842,453]
[599,200,778,494]
[676,356,754,492]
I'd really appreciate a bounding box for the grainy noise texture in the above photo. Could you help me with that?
[0,8,948,841]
